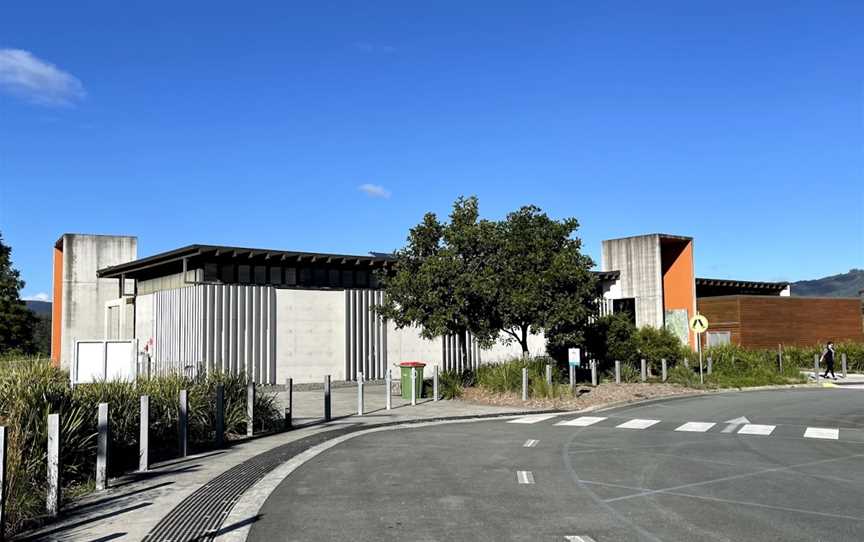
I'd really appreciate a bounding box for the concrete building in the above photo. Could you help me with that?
[50,232,863,382]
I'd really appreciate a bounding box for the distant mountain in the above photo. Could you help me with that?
[792,269,864,298]
[26,300,52,316]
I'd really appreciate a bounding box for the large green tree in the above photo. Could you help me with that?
[378,197,597,361]
[0,232,38,355]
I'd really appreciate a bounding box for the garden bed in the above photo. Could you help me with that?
[460,382,700,410]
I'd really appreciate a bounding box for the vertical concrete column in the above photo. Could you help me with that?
[842,353,848,379]
[96,403,109,491]
[591,359,598,386]
[615,360,621,384]
[640,359,647,382]
[433,366,439,402]
[707,356,713,375]
[661,359,668,382]
[545,364,552,385]
[178,390,188,458]
[215,385,225,447]
[357,373,365,416]
[139,395,150,472]
[246,382,255,437]
[814,354,820,382]
[284,378,293,430]
[385,370,392,410]
[46,413,60,517]
[410,367,417,406]
[324,375,331,421]
[1,426,7,539]
[568,364,575,390]
[521,367,528,401]
[778,344,783,373]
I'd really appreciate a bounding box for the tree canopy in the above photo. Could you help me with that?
[0,232,38,355]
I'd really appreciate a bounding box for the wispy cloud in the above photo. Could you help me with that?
[0,49,86,106]
[358,184,391,199]
[24,292,50,302]
[352,42,396,54]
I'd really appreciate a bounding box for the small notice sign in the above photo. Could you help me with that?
[568,348,581,367]
[689,314,709,333]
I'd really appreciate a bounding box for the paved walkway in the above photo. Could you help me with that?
[18,384,538,542]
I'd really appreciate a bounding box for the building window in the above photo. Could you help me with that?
[238,265,251,284]
[254,265,267,285]
[355,269,368,287]
[299,268,312,285]
[341,270,354,288]
[220,264,235,283]
[269,266,282,285]
[204,262,219,282]
[328,269,340,287]
[285,267,297,286]
[313,267,327,286]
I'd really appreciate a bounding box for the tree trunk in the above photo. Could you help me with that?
[520,326,529,358]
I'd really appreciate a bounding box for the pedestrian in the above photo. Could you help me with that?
[820,341,836,380]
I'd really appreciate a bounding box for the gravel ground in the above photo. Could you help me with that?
[460,382,701,410]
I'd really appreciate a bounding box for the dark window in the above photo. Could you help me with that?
[285,267,297,286]
[254,265,267,285]
[204,262,219,282]
[299,268,312,285]
[313,267,327,286]
[341,270,354,288]
[269,266,282,285]
[328,269,340,287]
[613,298,636,324]
[220,264,235,283]
[238,265,251,284]
[355,269,368,287]
[370,270,381,288]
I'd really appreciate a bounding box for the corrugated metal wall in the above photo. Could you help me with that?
[344,289,387,381]
[150,284,276,383]
[441,332,482,372]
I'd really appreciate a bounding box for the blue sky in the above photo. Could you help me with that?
[1,1,861,301]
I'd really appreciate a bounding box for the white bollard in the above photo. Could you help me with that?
[707,356,713,375]
[139,395,150,472]
[46,413,60,517]
[615,360,621,384]
[96,403,109,491]
[433,366,439,402]
[814,353,820,382]
[842,353,848,379]
[411,367,417,406]
[246,382,256,437]
[641,359,647,382]
[522,367,528,401]
[661,359,667,382]
[569,364,575,390]
[591,359,598,386]
[178,390,188,458]
[385,370,392,410]
[357,372,365,416]
[545,364,552,385]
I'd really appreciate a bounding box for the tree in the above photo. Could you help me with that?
[0,232,37,355]
[490,206,597,355]
[582,313,638,369]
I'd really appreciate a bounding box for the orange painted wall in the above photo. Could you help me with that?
[50,246,63,367]
[661,240,696,349]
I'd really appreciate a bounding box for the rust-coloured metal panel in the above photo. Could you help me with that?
[50,245,63,367]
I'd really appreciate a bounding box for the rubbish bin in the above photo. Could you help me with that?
[399,362,426,400]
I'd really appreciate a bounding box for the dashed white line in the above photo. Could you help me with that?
[564,536,597,542]
[616,418,661,430]
[508,414,558,424]
[675,422,716,433]
[516,470,535,484]
[523,439,539,448]
[555,416,607,427]
[738,424,776,436]
[804,427,839,440]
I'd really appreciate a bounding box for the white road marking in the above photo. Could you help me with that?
[804,427,839,440]
[675,422,716,433]
[508,414,558,424]
[555,416,607,427]
[523,439,539,448]
[564,536,597,542]
[725,416,751,424]
[737,424,775,436]
[617,419,661,430]
[516,470,535,484]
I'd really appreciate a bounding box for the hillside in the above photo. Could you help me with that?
[26,300,52,316]
[792,269,864,298]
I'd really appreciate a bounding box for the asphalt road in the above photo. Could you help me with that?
[248,389,864,541]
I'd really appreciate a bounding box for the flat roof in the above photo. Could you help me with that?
[695,277,789,291]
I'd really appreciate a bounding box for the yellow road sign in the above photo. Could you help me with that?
[690,314,709,333]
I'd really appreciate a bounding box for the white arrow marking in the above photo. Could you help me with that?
[722,416,751,433]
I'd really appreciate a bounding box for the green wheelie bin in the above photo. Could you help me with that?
[399,362,426,400]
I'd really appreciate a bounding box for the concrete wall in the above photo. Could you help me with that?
[276,289,345,384]
[57,234,137,369]
[602,235,664,329]
[137,269,202,295]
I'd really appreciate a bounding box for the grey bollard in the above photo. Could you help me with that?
[640,359,647,382]
[615,360,621,384]
[707,356,713,375]
[215,385,225,447]
[814,353,820,382]
[1,426,8,538]
[568,364,575,390]
[778,344,783,373]
[545,364,553,385]
[357,373,365,416]
[433,366,439,402]
[246,382,256,437]
[842,353,848,379]
[96,403,109,491]
[179,390,188,458]
[46,413,60,517]
[591,359,598,386]
[411,367,417,406]
[385,370,392,410]
[284,378,293,430]
[522,367,528,400]
[324,375,332,421]
[139,396,150,472]
[661,359,667,382]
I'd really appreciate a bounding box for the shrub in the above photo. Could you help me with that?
[636,326,689,371]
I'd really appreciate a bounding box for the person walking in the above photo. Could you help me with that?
[821,341,836,380]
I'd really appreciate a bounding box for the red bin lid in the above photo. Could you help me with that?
[399,361,426,367]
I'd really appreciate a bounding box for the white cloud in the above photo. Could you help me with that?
[24,292,50,302]
[0,49,86,106]
[358,183,391,199]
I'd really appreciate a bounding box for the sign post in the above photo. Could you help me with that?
[689,314,709,385]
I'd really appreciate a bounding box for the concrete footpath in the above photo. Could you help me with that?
[18,384,542,542]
